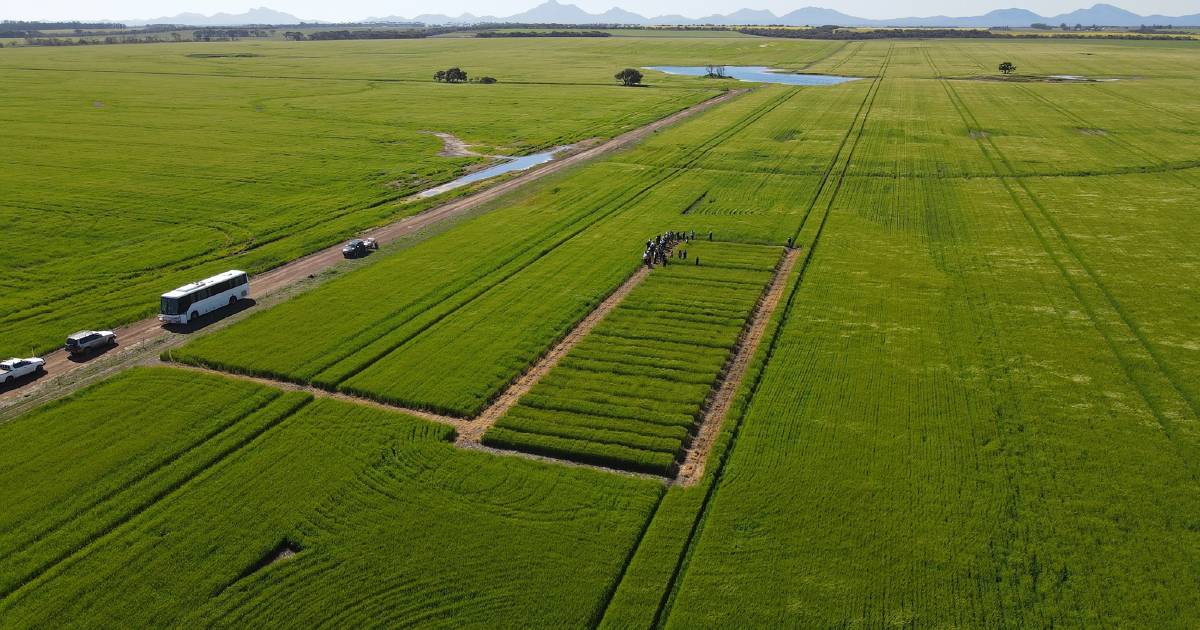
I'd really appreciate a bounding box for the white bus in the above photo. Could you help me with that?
[159,270,250,325]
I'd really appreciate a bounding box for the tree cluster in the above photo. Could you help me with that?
[475,30,611,37]
[191,29,270,41]
[740,26,1000,39]
[0,20,124,30]
[736,25,1182,41]
[434,67,469,83]
[998,61,1016,74]
[306,29,430,40]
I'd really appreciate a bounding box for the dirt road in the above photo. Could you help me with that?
[0,89,746,406]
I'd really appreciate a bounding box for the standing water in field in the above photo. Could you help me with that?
[417,146,571,198]
[645,66,860,85]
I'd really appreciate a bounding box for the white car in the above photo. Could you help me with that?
[66,330,117,355]
[0,357,45,385]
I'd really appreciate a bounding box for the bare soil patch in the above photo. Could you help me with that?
[424,131,491,158]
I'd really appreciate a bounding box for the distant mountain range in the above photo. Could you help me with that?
[119,2,1200,27]
[124,7,305,26]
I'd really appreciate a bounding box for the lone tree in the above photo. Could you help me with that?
[704,64,727,78]
[999,61,1016,75]
[615,68,643,86]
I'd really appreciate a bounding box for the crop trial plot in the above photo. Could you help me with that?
[484,242,780,474]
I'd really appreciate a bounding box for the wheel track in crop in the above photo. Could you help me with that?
[948,42,1198,189]
[1009,83,1200,190]
[657,41,894,619]
[0,88,748,409]
[823,41,865,74]
[1092,83,1192,126]
[928,49,1200,481]
[790,44,893,246]
[675,247,799,486]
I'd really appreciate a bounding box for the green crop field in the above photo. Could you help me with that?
[485,242,779,474]
[0,368,662,626]
[0,39,725,355]
[2,31,1199,627]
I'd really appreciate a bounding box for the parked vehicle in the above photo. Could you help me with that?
[159,270,250,326]
[342,239,371,258]
[0,357,45,384]
[65,330,117,355]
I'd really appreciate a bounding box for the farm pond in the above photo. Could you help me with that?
[645,66,860,85]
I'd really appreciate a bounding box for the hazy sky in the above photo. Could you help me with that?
[7,0,1198,22]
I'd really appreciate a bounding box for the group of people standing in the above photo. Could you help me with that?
[642,230,710,268]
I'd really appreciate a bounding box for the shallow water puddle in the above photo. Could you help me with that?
[417,146,570,198]
[644,66,860,85]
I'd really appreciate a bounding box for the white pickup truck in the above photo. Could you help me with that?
[0,357,45,385]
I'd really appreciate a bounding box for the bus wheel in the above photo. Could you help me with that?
[229,296,238,306]
[189,312,199,324]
